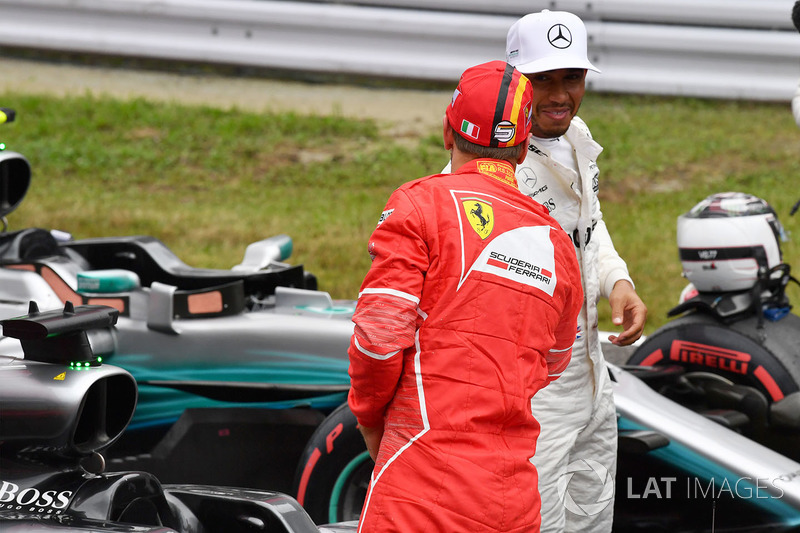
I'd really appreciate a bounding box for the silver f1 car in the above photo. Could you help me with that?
[0,108,360,522]
[0,302,358,532]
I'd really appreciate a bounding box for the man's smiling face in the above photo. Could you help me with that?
[524,68,586,138]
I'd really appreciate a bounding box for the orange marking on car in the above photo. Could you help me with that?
[4,264,35,271]
[326,423,343,454]
[41,266,81,304]
[188,290,223,314]
[754,366,784,402]
[296,448,322,505]
[87,297,126,313]
[639,349,664,367]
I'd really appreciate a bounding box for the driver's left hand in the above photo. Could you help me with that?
[606,280,647,346]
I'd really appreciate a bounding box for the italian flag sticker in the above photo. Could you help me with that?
[461,119,480,140]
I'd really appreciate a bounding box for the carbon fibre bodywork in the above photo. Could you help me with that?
[0,229,358,495]
[0,304,357,533]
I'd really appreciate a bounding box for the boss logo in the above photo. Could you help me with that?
[0,481,72,512]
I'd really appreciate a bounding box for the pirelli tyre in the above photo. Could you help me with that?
[293,402,372,524]
[626,311,800,458]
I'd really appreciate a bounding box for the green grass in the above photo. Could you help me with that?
[2,89,798,336]
[579,94,800,332]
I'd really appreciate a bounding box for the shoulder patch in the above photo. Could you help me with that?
[462,226,558,297]
[377,208,394,227]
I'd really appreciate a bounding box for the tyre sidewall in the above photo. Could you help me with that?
[627,312,800,401]
[293,402,372,524]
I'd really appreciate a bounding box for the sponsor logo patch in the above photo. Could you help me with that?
[461,226,557,296]
[463,199,494,239]
[461,119,480,140]
[0,481,72,514]
[476,160,517,188]
[669,340,750,374]
[377,208,394,227]
[548,24,573,49]
[487,251,553,283]
[589,162,599,192]
[518,167,537,190]
[494,120,516,143]
[528,143,546,156]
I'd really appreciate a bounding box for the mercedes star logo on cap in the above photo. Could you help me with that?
[547,24,572,49]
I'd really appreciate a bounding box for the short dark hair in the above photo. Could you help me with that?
[451,128,525,164]
[793,1,800,32]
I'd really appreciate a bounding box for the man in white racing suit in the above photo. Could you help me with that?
[793,1,800,127]
[506,11,648,532]
[349,61,584,533]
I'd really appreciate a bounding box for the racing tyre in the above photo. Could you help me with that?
[293,402,373,524]
[626,310,800,458]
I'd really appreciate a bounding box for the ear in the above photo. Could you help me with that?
[443,115,454,150]
[515,135,530,165]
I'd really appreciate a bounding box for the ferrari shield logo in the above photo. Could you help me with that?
[463,199,494,239]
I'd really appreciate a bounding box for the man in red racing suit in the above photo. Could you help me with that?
[348,61,584,533]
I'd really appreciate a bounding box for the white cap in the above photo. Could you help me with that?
[506,10,600,74]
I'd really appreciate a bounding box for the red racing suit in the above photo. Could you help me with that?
[347,158,583,533]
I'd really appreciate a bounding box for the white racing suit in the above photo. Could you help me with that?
[517,116,634,533]
[793,79,800,128]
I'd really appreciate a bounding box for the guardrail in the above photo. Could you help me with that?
[306,0,798,29]
[0,0,798,101]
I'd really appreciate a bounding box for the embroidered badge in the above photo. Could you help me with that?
[476,160,517,188]
[463,199,494,239]
[377,208,394,227]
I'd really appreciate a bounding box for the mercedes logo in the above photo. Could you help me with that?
[547,24,572,49]
[518,167,537,189]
